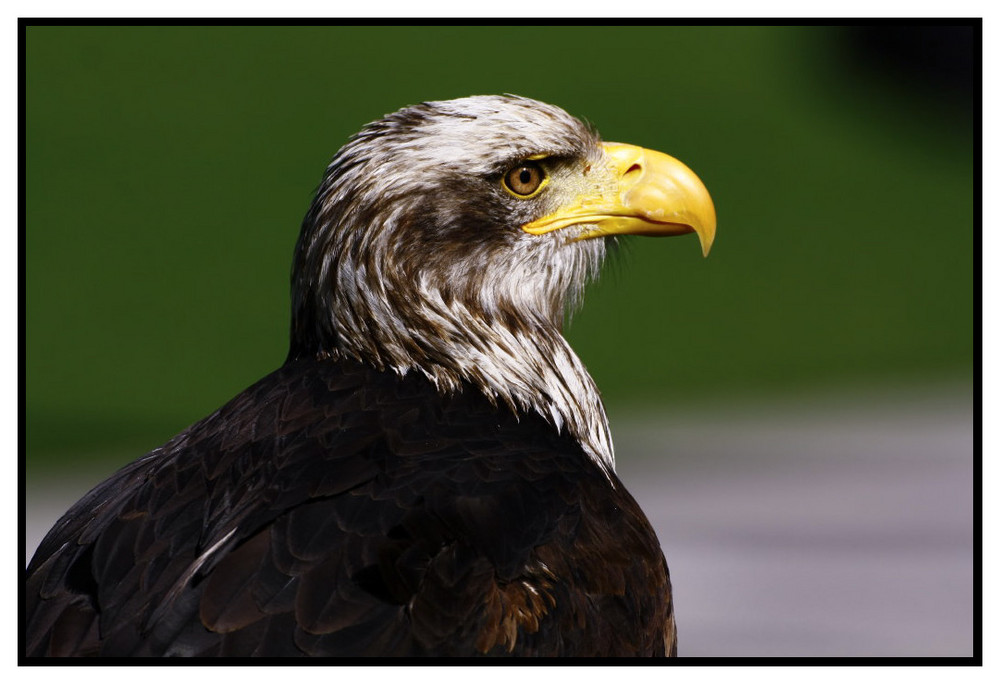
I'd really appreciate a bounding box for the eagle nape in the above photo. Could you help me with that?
[25,95,716,658]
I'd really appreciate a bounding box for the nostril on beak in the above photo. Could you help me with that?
[624,163,642,177]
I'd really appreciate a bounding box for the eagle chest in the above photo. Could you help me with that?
[192,361,675,657]
[331,449,673,657]
[296,367,676,657]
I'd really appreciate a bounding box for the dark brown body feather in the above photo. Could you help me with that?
[25,357,675,657]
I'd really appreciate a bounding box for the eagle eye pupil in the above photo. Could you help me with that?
[504,161,545,197]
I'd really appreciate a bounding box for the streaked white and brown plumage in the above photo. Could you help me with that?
[24,95,716,658]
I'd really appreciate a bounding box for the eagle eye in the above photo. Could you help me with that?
[503,161,547,198]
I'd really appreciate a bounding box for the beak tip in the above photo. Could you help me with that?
[696,221,716,258]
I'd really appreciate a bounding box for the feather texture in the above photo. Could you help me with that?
[26,358,674,657]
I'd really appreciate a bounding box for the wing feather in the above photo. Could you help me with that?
[25,357,672,657]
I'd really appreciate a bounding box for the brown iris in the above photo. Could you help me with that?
[503,161,546,197]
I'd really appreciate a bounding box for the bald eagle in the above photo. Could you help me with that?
[25,96,715,658]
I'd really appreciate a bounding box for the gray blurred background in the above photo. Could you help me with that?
[24,24,976,657]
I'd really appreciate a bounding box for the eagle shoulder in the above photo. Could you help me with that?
[26,357,672,657]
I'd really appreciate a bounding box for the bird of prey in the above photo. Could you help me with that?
[25,95,715,658]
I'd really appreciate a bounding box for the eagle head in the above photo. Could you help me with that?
[288,95,715,470]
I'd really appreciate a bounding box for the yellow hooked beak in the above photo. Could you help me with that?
[521,142,716,256]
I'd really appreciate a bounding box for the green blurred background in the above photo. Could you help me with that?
[25,24,975,475]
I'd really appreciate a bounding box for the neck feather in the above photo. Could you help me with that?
[319,285,616,473]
